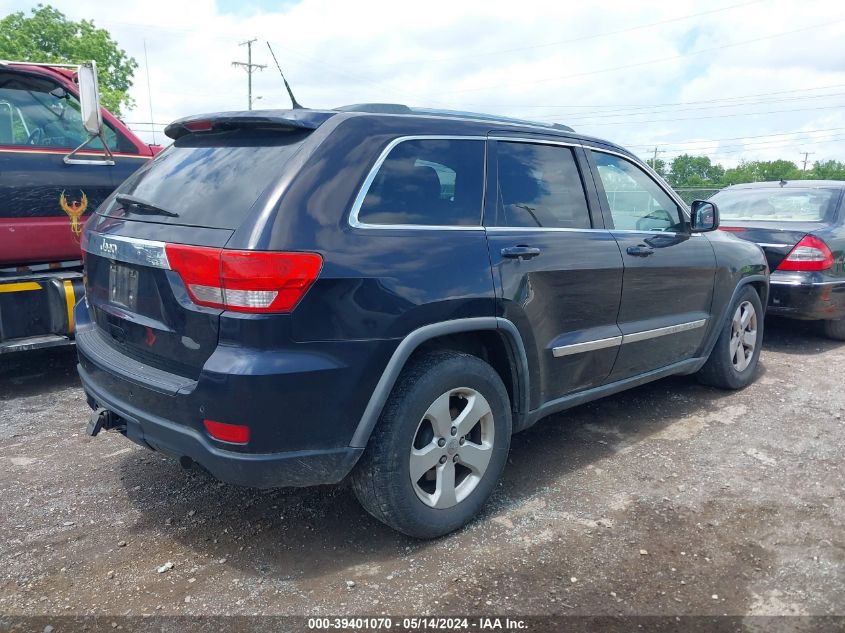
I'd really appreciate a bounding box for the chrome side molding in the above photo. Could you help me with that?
[552,319,707,357]
[552,335,622,358]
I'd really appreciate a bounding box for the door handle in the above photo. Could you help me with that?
[501,246,541,260]
[626,244,654,257]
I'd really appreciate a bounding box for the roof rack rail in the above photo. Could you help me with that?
[335,103,573,132]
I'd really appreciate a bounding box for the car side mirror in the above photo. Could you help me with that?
[64,61,114,166]
[690,200,719,233]
[77,62,103,137]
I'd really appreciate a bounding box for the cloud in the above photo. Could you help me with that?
[2,0,842,167]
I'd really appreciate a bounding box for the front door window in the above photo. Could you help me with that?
[593,152,683,232]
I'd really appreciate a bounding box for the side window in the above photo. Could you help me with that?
[495,142,591,229]
[357,139,484,226]
[591,151,682,231]
[0,73,122,151]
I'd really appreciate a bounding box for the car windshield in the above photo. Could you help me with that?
[710,187,840,223]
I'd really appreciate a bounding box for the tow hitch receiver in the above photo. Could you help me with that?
[86,408,124,436]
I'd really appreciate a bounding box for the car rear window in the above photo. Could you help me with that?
[356,138,484,226]
[103,128,310,229]
[711,188,840,223]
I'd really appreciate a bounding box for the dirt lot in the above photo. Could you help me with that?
[1,317,843,621]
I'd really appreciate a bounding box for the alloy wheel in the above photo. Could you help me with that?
[730,300,758,372]
[409,387,495,509]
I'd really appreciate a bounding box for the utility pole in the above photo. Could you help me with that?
[232,39,266,110]
[649,146,663,171]
[800,151,815,172]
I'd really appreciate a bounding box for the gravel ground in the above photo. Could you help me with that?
[0,317,843,620]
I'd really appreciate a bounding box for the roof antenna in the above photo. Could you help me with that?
[266,42,302,109]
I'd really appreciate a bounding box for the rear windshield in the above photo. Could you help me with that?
[710,188,840,223]
[104,128,309,229]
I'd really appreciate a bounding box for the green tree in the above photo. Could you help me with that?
[0,4,137,114]
[668,154,725,187]
[809,160,845,180]
[723,160,802,184]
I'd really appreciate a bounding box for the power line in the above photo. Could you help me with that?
[639,136,845,160]
[653,134,845,155]
[368,0,766,67]
[622,126,845,148]
[538,91,845,123]
[479,83,845,110]
[560,102,845,127]
[430,19,844,97]
[96,1,761,95]
[633,134,845,155]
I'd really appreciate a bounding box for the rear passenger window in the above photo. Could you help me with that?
[495,142,591,229]
[357,139,484,226]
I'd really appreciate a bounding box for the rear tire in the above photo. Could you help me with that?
[351,350,511,539]
[697,286,763,390]
[823,318,845,341]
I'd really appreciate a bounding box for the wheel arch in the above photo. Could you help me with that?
[695,274,769,370]
[349,317,530,448]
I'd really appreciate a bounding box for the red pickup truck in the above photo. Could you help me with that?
[0,60,158,352]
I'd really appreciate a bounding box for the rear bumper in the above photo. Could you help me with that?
[768,271,845,320]
[75,298,393,488]
[78,363,362,488]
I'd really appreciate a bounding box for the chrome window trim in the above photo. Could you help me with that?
[487,135,582,149]
[485,226,609,234]
[586,145,692,221]
[84,232,171,269]
[551,318,707,357]
[611,228,690,237]
[553,335,622,358]
[347,134,488,231]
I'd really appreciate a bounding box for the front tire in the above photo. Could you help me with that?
[351,350,511,539]
[697,286,764,390]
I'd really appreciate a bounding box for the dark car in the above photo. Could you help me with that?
[76,105,768,538]
[711,181,845,339]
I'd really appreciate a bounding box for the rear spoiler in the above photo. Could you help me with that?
[165,109,336,140]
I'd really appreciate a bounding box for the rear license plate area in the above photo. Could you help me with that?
[109,262,139,310]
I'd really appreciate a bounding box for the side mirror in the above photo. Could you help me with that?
[64,61,114,166]
[690,200,719,233]
[76,61,103,136]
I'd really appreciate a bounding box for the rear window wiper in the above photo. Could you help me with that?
[115,194,179,218]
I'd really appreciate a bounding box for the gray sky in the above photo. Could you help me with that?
[3,0,843,167]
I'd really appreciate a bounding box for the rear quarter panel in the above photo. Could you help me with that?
[229,115,498,343]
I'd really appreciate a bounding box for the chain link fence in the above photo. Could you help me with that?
[673,186,726,205]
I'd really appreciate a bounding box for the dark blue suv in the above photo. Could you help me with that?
[77,106,768,538]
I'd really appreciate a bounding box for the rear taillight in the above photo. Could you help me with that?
[777,235,834,272]
[164,244,322,313]
[204,419,250,444]
[719,227,745,232]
